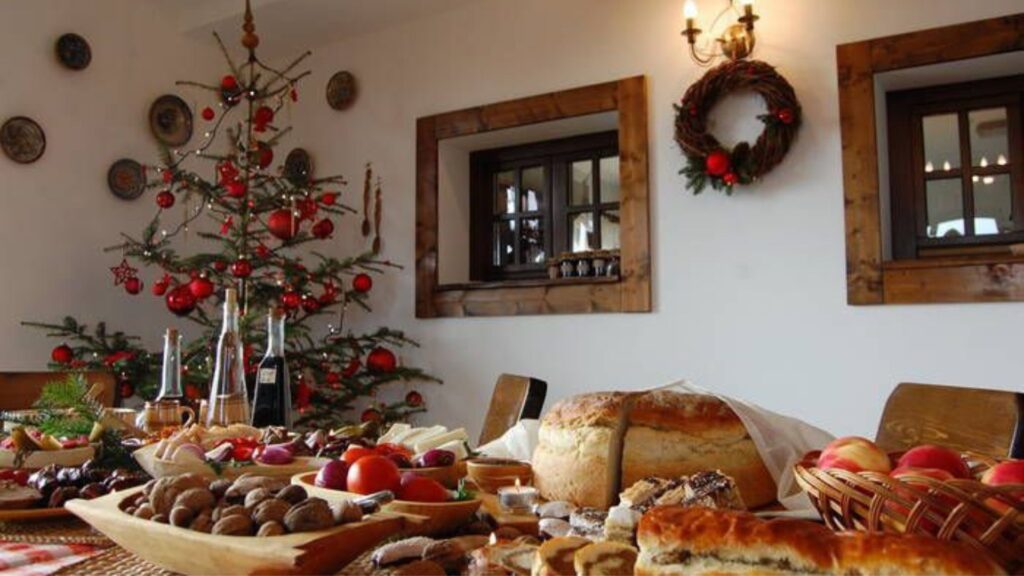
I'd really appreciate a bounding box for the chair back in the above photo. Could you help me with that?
[0,371,118,411]
[875,382,1024,459]
[478,374,547,446]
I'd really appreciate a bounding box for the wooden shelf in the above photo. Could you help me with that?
[437,276,619,292]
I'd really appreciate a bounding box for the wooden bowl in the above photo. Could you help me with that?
[794,450,1023,573]
[466,458,532,493]
[410,461,466,489]
[66,485,408,575]
[292,472,481,536]
[0,445,94,469]
[133,443,327,480]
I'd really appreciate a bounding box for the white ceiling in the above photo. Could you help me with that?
[153,0,477,58]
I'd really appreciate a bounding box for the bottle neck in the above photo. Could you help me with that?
[221,300,239,334]
[265,313,285,356]
[157,330,183,400]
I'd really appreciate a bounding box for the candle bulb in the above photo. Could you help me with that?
[497,478,539,512]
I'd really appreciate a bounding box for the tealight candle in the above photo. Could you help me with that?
[497,479,539,512]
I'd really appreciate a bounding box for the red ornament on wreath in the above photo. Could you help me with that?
[405,390,423,407]
[360,408,382,423]
[124,277,143,295]
[230,258,252,278]
[366,347,396,373]
[352,273,372,294]
[166,285,197,316]
[705,151,730,177]
[267,209,298,241]
[776,108,795,125]
[51,344,73,365]
[156,190,175,209]
[311,218,334,239]
[189,275,215,300]
[723,172,738,186]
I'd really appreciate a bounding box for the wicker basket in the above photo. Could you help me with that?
[794,450,1023,572]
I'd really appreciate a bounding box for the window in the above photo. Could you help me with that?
[887,75,1024,259]
[470,131,619,281]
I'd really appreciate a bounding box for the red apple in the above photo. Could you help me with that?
[891,466,956,482]
[981,460,1024,487]
[896,445,971,479]
[817,436,891,474]
[887,467,957,533]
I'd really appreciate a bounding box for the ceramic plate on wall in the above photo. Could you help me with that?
[284,148,313,186]
[55,33,91,70]
[326,71,357,110]
[0,116,46,164]
[149,95,193,147]
[108,159,146,200]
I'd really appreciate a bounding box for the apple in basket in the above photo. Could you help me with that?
[895,445,971,479]
[980,460,1024,513]
[817,436,892,474]
[885,467,958,533]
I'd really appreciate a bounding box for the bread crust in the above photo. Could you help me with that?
[628,391,746,435]
[533,425,617,508]
[541,392,630,429]
[636,506,1004,576]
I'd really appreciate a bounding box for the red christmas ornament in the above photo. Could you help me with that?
[254,244,270,259]
[188,276,215,300]
[254,106,274,126]
[281,291,301,309]
[290,88,298,102]
[230,258,252,278]
[110,258,138,286]
[213,260,228,272]
[318,292,335,306]
[162,169,174,184]
[256,143,273,168]
[156,190,175,209]
[267,209,298,241]
[166,285,197,316]
[705,150,731,177]
[723,172,738,185]
[294,380,312,410]
[296,198,318,220]
[405,390,423,407]
[776,108,795,125]
[119,381,135,399]
[201,107,215,121]
[124,277,143,295]
[366,347,397,373]
[218,161,239,181]
[51,344,73,365]
[360,408,382,423]
[225,180,247,198]
[311,218,334,239]
[324,371,340,385]
[151,280,168,296]
[342,357,360,377]
[220,216,234,236]
[220,75,238,90]
[185,384,202,400]
[319,192,337,206]
[352,273,372,294]
[301,294,319,313]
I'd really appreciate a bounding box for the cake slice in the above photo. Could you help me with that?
[531,536,590,576]
[574,541,638,576]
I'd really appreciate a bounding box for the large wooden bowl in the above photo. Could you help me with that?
[134,443,327,480]
[0,445,94,469]
[465,458,532,493]
[293,472,481,536]
[66,486,408,575]
[409,461,466,489]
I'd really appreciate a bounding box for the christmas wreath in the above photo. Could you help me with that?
[675,59,801,194]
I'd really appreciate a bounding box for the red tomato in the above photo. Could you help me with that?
[375,443,412,458]
[11,469,29,486]
[342,446,376,466]
[346,455,401,495]
[0,469,14,481]
[397,473,450,503]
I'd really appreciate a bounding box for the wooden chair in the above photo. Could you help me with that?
[478,374,547,446]
[875,382,1024,459]
[0,371,118,411]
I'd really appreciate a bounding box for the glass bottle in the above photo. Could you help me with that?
[155,328,183,402]
[251,308,292,428]
[206,288,250,426]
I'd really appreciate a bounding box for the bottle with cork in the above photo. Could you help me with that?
[206,288,250,426]
[251,307,292,428]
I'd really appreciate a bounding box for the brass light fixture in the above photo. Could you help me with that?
[682,0,759,66]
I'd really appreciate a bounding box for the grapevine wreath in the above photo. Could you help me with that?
[675,59,801,194]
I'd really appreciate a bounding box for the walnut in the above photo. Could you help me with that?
[209,479,232,499]
[276,485,307,505]
[212,514,253,536]
[174,488,216,513]
[169,506,194,527]
[225,476,286,501]
[149,474,205,516]
[330,500,363,525]
[213,504,248,523]
[152,513,169,524]
[244,488,272,510]
[284,498,333,533]
[253,498,291,525]
[256,521,285,537]
[133,503,155,520]
[190,514,214,533]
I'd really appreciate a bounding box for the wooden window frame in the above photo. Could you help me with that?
[469,131,619,282]
[416,76,651,317]
[838,13,1024,304]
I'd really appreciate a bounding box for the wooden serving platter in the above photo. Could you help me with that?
[66,486,408,575]
[0,506,73,522]
[0,445,94,469]
[133,443,327,480]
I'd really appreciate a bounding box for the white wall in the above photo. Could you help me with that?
[289,0,1024,439]
[0,1,222,362]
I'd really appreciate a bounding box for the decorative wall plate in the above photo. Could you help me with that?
[326,71,357,110]
[284,148,313,187]
[149,95,193,147]
[55,33,91,70]
[108,159,146,200]
[1,116,46,164]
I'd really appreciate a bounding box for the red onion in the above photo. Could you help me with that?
[256,445,295,465]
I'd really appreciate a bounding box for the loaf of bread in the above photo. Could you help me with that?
[635,506,1005,575]
[532,390,776,509]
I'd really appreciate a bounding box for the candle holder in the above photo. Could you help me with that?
[497,481,539,513]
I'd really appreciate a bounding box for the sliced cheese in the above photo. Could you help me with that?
[413,428,467,454]
[398,425,447,447]
[435,439,469,460]
[378,423,411,444]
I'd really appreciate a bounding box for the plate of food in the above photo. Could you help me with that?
[0,426,94,469]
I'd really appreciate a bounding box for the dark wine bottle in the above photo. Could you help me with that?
[251,308,292,428]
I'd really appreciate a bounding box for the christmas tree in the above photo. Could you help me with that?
[24,2,436,430]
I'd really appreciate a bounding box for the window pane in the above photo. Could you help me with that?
[520,218,545,264]
[600,210,620,250]
[569,212,595,252]
[969,108,1008,168]
[520,166,545,212]
[925,179,963,238]
[973,173,1014,235]
[493,220,515,266]
[600,157,620,203]
[922,114,960,173]
[494,170,516,215]
[571,160,594,205]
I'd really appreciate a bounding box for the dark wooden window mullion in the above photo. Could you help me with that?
[591,158,601,249]
[957,109,975,237]
[1009,98,1024,233]
[512,169,522,265]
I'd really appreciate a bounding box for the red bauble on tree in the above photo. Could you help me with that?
[405,390,423,407]
[225,180,247,198]
[156,190,175,209]
[352,273,372,294]
[218,161,239,182]
[119,380,135,399]
[296,198,318,220]
[189,275,215,300]
[220,75,238,90]
[361,408,382,423]
[254,105,274,126]
[255,142,273,168]
[151,281,168,296]
[185,384,202,401]
[366,347,397,373]
[230,258,252,278]
[213,260,228,273]
[201,106,215,121]
[267,209,298,240]
[294,379,312,411]
[254,244,270,259]
[342,357,360,377]
[51,344,73,365]
[705,150,731,177]
[280,291,301,310]
[319,192,337,206]
[124,277,143,295]
[311,218,334,239]
[165,285,197,316]
[301,294,319,313]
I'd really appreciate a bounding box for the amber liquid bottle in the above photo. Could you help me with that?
[251,309,292,428]
[155,328,183,402]
[206,288,250,426]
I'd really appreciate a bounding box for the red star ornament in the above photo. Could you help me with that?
[110,259,138,286]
